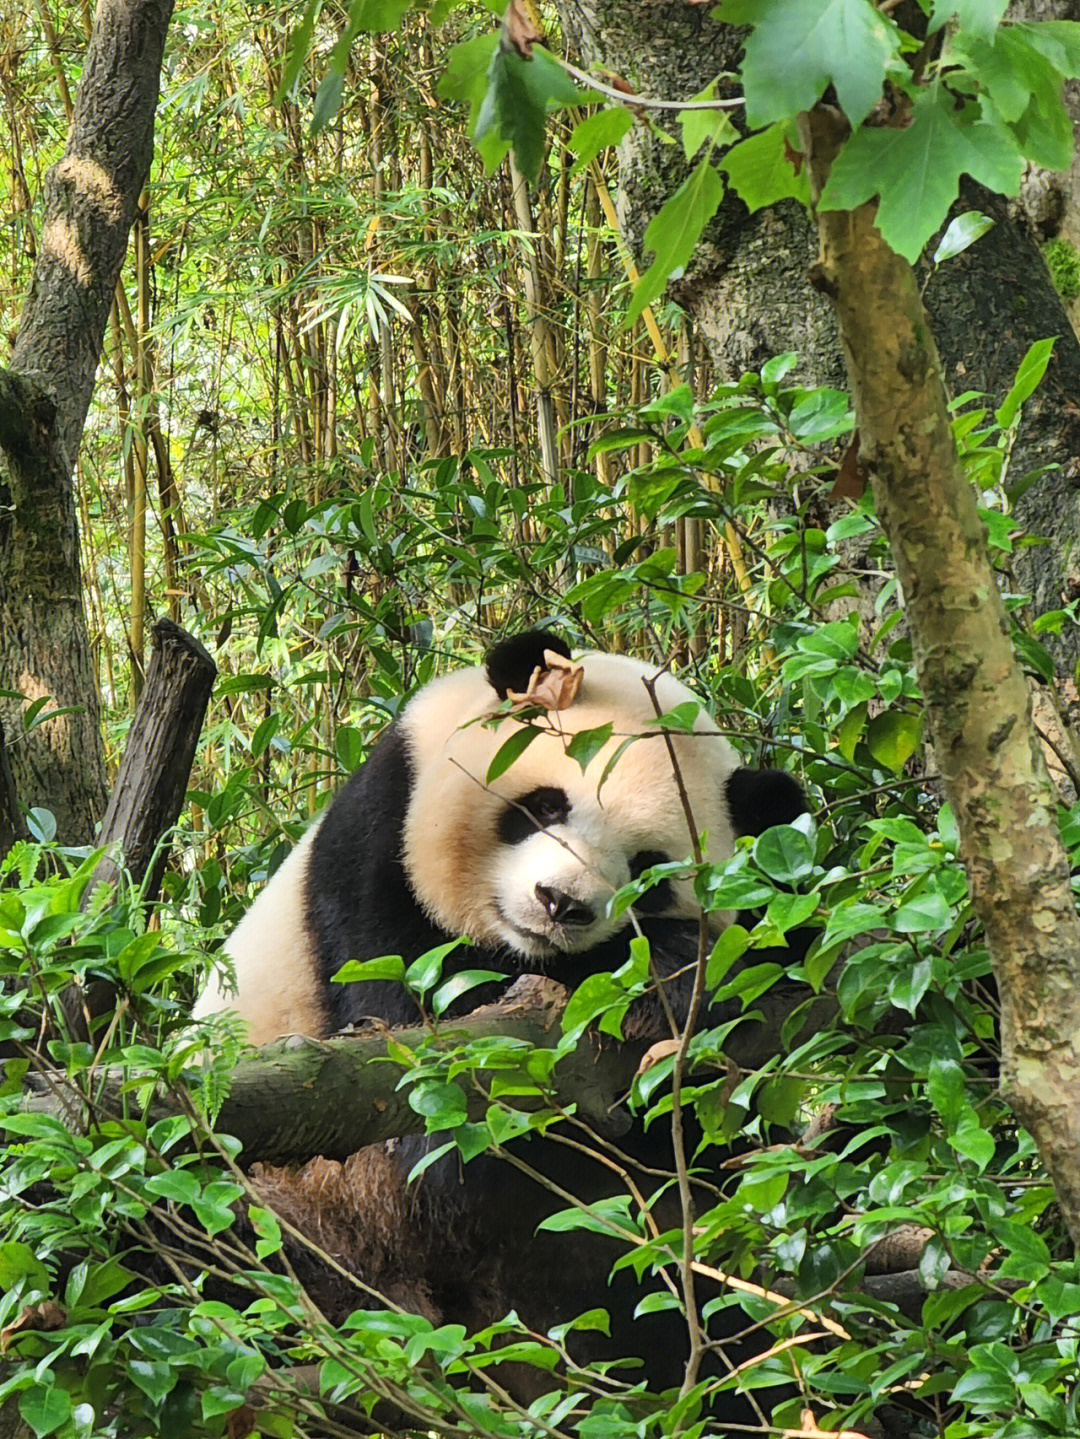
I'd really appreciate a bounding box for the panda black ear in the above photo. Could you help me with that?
[726,767,807,839]
[485,629,572,700]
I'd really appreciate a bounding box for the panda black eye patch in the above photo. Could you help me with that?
[628,850,674,913]
[498,787,570,844]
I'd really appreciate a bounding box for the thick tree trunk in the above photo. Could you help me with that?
[798,104,1080,1247]
[557,0,1080,657]
[0,0,176,842]
[0,715,20,863]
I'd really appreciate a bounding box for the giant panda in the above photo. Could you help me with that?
[197,628,805,1043]
[196,629,809,1421]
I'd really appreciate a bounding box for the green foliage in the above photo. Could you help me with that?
[715,0,901,129]
[820,85,1024,261]
[626,157,724,327]
[1044,237,1080,300]
[435,1,1080,292]
[5,344,1079,1434]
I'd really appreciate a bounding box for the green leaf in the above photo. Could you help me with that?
[995,337,1056,430]
[565,723,613,773]
[344,0,413,30]
[432,968,504,1016]
[405,938,462,998]
[486,724,541,783]
[438,35,506,169]
[752,825,815,883]
[954,28,1058,123]
[409,1079,468,1128]
[625,157,724,328]
[1017,20,1080,78]
[560,970,630,1041]
[129,1359,177,1405]
[932,211,994,265]
[569,106,633,175]
[1012,83,1075,171]
[893,890,951,932]
[717,0,899,128]
[765,891,819,934]
[951,1115,996,1170]
[311,70,345,135]
[820,87,1024,262]
[705,923,750,989]
[276,0,321,101]
[537,1194,632,1235]
[866,710,922,772]
[0,1242,49,1293]
[248,1205,283,1260]
[475,45,585,183]
[145,1170,202,1205]
[680,83,738,159]
[331,954,405,984]
[648,700,701,733]
[191,1180,244,1236]
[887,955,931,1011]
[930,0,1008,43]
[18,1389,71,1439]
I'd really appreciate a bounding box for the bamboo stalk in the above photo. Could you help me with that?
[509,156,559,489]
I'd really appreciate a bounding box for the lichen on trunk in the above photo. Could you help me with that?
[798,103,1080,1245]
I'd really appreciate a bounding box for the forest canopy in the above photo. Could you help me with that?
[3,2,1080,1437]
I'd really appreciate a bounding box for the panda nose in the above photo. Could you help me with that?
[535,883,595,927]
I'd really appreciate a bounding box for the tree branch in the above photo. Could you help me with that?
[798,101,1080,1245]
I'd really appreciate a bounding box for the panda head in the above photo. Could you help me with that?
[399,630,803,960]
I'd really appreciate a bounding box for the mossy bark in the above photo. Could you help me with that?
[556,0,1080,662]
[0,0,175,842]
[799,104,1080,1245]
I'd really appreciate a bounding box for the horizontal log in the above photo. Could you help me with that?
[23,976,835,1165]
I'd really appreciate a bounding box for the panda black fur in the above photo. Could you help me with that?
[197,631,808,1419]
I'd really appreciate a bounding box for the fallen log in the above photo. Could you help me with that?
[23,975,836,1165]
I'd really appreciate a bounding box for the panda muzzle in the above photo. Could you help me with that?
[534,883,596,928]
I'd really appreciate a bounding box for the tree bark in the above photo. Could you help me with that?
[54,621,215,1042]
[91,620,216,901]
[0,0,176,843]
[556,0,1080,657]
[24,976,833,1165]
[798,103,1080,1246]
[0,714,20,863]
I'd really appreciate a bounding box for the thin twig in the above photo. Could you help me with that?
[556,57,745,113]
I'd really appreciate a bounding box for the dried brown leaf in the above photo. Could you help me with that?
[506,650,584,712]
[0,1300,66,1353]
[637,1037,681,1075]
[504,0,541,58]
[829,430,870,501]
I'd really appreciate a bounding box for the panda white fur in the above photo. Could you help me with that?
[197,629,805,1045]
[201,630,809,1415]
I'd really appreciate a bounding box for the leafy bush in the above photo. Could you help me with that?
[2,362,1079,1437]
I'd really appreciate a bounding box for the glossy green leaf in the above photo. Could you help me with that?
[331,954,405,984]
[626,157,724,328]
[408,1080,468,1128]
[569,106,633,175]
[820,88,1024,262]
[486,724,540,783]
[995,337,1056,430]
[866,710,922,772]
[717,0,898,128]
[752,825,815,883]
[565,722,613,773]
[18,1389,71,1439]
